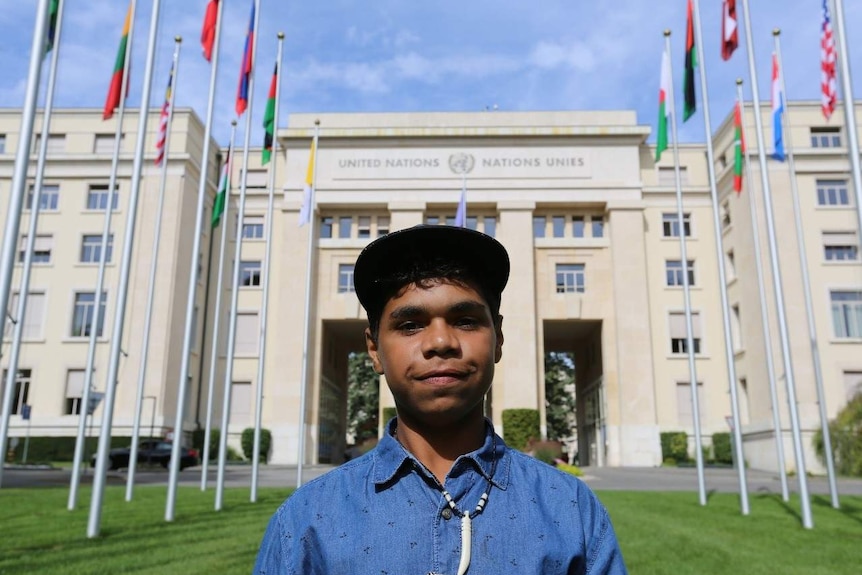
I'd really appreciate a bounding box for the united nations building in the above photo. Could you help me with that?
[0,102,860,472]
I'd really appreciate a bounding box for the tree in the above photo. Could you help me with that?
[545,352,576,441]
[347,352,379,439]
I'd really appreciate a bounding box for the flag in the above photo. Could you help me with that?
[299,140,316,226]
[103,3,133,120]
[683,0,697,122]
[655,48,672,162]
[235,2,255,116]
[721,0,739,61]
[262,63,278,165]
[733,102,745,194]
[771,53,786,162]
[821,0,837,120]
[455,179,467,227]
[212,150,231,228]
[154,63,175,167]
[201,0,219,62]
[45,0,60,55]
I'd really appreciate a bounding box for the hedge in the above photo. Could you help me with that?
[241,428,272,463]
[814,392,862,477]
[191,428,220,461]
[712,432,733,464]
[502,408,540,451]
[382,407,397,425]
[5,436,132,464]
[660,431,689,463]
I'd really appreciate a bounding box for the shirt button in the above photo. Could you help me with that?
[441,508,453,520]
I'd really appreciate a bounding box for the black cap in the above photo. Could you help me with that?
[353,225,510,314]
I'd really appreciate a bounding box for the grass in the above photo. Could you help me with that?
[0,487,859,574]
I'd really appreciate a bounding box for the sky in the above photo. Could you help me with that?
[0,1,860,147]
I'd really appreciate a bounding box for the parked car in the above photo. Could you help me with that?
[90,440,199,471]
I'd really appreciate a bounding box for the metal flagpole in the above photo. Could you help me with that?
[200,121,237,492]
[664,31,707,507]
[297,121,320,488]
[69,0,138,510]
[830,0,862,243]
[774,29,840,509]
[166,0,225,514]
[251,33,284,503]
[0,0,51,489]
[88,0,162,538]
[691,0,749,515]
[126,36,183,503]
[739,0,813,529]
[737,79,790,502]
[216,0,262,512]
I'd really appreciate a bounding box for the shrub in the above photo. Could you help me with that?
[382,407,397,425]
[240,428,272,463]
[5,436,131,464]
[192,428,220,461]
[557,463,584,477]
[660,431,689,464]
[814,392,862,477]
[502,409,540,451]
[712,432,733,464]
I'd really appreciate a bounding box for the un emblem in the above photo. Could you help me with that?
[448,153,475,175]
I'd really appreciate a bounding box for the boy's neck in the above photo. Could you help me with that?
[394,414,487,484]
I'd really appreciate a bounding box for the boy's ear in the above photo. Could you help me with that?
[365,327,384,374]
[494,315,504,363]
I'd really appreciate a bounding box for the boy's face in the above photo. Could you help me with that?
[365,279,503,430]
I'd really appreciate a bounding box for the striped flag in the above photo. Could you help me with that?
[820,0,837,120]
[236,2,255,116]
[733,102,745,194]
[655,48,672,162]
[212,150,231,228]
[771,54,786,162]
[683,0,697,122]
[103,2,133,120]
[45,0,60,55]
[201,0,219,62]
[299,140,316,226]
[154,63,175,166]
[721,0,738,61]
[262,63,277,165]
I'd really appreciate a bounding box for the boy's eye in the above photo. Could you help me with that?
[454,317,480,328]
[395,321,422,333]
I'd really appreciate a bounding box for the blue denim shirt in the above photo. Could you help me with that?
[254,421,627,574]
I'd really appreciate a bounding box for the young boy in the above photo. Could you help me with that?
[254,225,627,574]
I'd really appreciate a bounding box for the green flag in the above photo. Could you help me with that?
[262,63,278,164]
[212,151,231,228]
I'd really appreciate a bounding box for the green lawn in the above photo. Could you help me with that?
[0,487,859,574]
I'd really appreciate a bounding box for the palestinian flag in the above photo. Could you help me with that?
[212,150,231,228]
[103,3,133,120]
[45,0,60,55]
[683,0,697,122]
[733,102,745,194]
[262,63,278,165]
[655,48,672,162]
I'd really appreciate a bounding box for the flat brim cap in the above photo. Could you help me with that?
[353,225,510,313]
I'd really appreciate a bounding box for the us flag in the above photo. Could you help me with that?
[154,63,175,166]
[820,0,837,120]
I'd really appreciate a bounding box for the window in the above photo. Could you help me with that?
[844,371,862,402]
[466,216,478,231]
[26,184,59,211]
[358,216,371,239]
[669,311,702,354]
[320,216,334,238]
[80,234,114,263]
[0,134,5,154]
[71,292,107,337]
[4,292,45,339]
[426,216,440,226]
[573,216,585,238]
[725,249,736,282]
[94,134,123,154]
[662,213,691,237]
[230,381,252,426]
[738,378,750,424]
[831,291,862,339]
[483,216,496,237]
[33,134,65,155]
[823,232,859,261]
[235,313,259,355]
[65,369,85,415]
[0,369,31,415]
[18,234,52,264]
[445,215,457,226]
[239,261,262,287]
[658,166,689,186]
[676,382,705,427]
[731,304,743,351]
[242,216,264,239]
[338,216,352,239]
[552,215,566,238]
[591,215,604,238]
[817,180,850,206]
[338,264,355,293]
[244,169,267,189]
[86,185,119,211]
[533,216,546,238]
[377,216,390,236]
[555,263,585,294]
[721,201,731,229]
[810,127,842,148]
[665,260,696,287]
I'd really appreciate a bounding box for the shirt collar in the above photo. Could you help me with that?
[371,418,510,491]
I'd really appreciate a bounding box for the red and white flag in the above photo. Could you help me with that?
[154,62,175,166]
[721,0,738,61]
[820,0,837,120]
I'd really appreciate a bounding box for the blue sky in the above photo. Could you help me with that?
[1,1,860,146]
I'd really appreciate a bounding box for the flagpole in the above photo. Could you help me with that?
[829,0,862,242]
[88,0,162,538]
[737,79,790,503]
[251,33,284,503]
[297,121,320,488]
[125,36,183,503]
[68,0,138,510]
[739,0,813,529]
[690,0,749,515]
[663,31,707,507]
[216,0,262,512]
[0,2,63,486]
[774,29,839,509]
[168,0,226,517]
